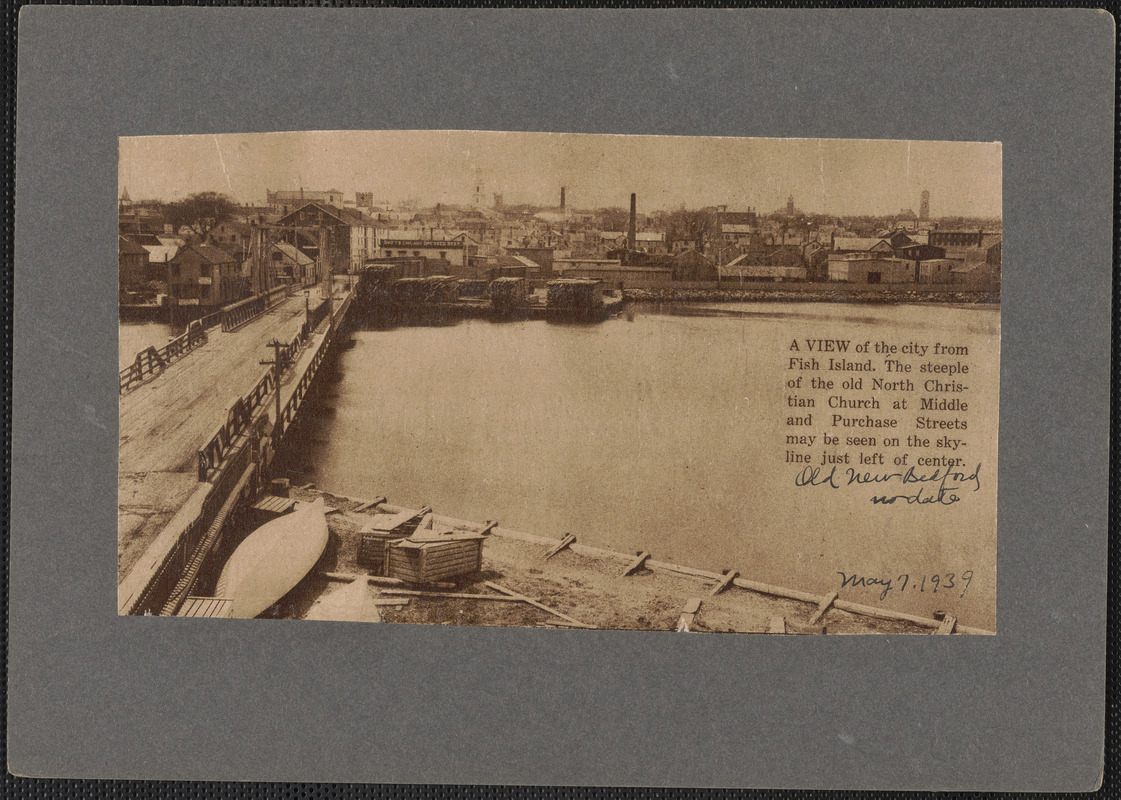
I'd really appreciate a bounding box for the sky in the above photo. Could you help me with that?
[119,130,1002,218]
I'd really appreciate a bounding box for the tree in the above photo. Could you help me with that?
[664,208,717,253]
[164,192,238,239]
[596,207,631,233]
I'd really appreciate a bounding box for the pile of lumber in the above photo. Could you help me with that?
[489,277,528,310]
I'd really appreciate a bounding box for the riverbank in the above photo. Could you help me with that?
[624,286,1000,304]
[249,487,992,634]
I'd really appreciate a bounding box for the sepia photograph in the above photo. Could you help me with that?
[117,130,1000,634]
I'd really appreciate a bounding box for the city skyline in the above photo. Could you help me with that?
[119,130,1002,218]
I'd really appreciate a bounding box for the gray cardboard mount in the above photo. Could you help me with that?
[10,7,1112,790]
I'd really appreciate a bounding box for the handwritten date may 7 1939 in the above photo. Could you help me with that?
[836,571,975,601]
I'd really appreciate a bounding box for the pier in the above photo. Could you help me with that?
[118,280,356,615]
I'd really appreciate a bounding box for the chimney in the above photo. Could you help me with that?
[560,186,566,210]
[628,193,637,251]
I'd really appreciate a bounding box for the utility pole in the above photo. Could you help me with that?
[260,338,287,441]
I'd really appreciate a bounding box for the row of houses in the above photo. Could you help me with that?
[121,192,1002,303]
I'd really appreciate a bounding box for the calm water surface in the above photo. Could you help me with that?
[119,322,184,369]
[295,301,1000,629]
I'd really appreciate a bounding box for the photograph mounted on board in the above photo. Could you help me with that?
[117,131,1000,634]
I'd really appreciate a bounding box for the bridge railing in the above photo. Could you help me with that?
[195,307,225,331]
[119,322,207,393]
[121,434,258,616]
[221,284,291,332]
[119,285,293,394]
[303,297,330,337]
[120,290,357,614]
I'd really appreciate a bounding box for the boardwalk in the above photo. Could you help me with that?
[118,294,312,580]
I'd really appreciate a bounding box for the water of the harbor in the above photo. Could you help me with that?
[119,321,184,369]
[290,301,1000,630]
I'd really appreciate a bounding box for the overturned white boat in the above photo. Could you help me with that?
[217,497,329,619]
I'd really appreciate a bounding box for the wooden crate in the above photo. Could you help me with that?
[357,531,410,574]
[388,537,484,584]
[356,508,428,573]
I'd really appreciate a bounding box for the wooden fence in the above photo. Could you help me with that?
[119,323,207,393]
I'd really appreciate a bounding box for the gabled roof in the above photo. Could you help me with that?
[278,202,376,227]
[670,248,715,266]
[509,254,540,269]
[118,235,148,256]
[833,237,890,252]
[272,242,314,265]
[172,242,235,264]
[142,244,179,263]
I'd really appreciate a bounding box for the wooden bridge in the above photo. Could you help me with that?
[117,281,356,615]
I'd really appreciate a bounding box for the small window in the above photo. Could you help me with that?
[413,251,421,257]
[439,252,447,259]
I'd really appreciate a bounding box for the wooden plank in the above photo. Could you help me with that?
[298,483,315,491]
[483,581,594,628]
[406,533,486,544]
[353,496,387,513]
[936,615,958,635]
[543,534,576,560]
[379,589,523,602]
[322,572,456,589]
[709,569,739,596]
[768,616,787,634]
[809,591,838,625]
[676,597,703,633]
[620,551,650,577]
[477,520,498,536]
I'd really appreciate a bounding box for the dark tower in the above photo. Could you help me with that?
[628,193,637,251]
[560,186,566,211]
[920,189,930,220]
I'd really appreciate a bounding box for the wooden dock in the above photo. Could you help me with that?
[118,291,337,585]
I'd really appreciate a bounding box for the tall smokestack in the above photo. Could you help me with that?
[628,193,637,251]
[560,186,566,210]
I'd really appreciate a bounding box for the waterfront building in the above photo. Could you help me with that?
[826,254,913,284]
[506,246,556,277]
[916,258,958,284]
[719,260,807,283]
[266,242,316,286]
[276,202,379,274]
[669,248,718,281]
[118,235,150,291]
[378,231,479,268]
[167,242,244,309]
